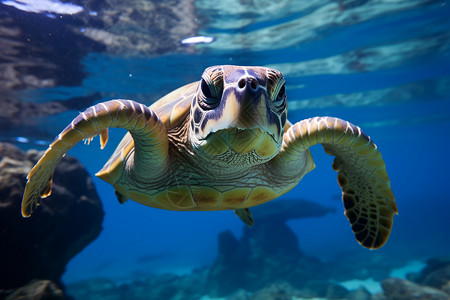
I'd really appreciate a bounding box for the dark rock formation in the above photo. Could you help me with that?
[206,199,335,297]
[381,278,449,300]
[0,143,104,290]
[369,256,450,300]
[0,280,65,300]
[407,256,450,290]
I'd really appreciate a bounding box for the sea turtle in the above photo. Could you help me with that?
[22,65,397,249]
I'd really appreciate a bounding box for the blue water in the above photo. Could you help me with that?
[2,0,450,291]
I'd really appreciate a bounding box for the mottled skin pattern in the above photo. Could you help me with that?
[22,65,397,249]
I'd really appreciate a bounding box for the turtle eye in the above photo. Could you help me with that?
[276,84,285,103]
[201,79,213,99]
[271,84,286,113]
[198,78,221,110]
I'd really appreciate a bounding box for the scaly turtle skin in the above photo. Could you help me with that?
[22,65,397,249]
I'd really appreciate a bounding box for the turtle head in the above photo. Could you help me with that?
[189,65,287,166]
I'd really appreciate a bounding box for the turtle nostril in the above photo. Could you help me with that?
[250,78,258,90]
[238,79,246,89]
[238,77,259,90]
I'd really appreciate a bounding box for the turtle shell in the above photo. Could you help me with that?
[96,82,198,183]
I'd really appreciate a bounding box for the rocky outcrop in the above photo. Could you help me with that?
[0,143,104,290]
[408,256,450,290]
[381,278,449,300]
[379,256,450,299]
[206,199,335,296]
[0,280,65,300]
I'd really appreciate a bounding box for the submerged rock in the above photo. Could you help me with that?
[407,256,450,290]
[206,199,335,296]
[0,280,64,300]
[0,143,104,290]
[381,278,449,300]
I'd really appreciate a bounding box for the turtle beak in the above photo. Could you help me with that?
[218,75,282,142]
[233,76,266,128]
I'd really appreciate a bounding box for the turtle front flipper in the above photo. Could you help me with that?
[22,100,168,217]
[274,117,397,249]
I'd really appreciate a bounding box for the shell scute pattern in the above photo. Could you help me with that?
[190,186,221,208]
[135,183,281,211]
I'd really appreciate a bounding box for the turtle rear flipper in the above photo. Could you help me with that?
[22,100,168,217]
[115,189,128,204]
[275,117,397,249]
[234,208,254,227]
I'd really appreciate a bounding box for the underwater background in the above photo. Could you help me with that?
[1,0,450,299]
